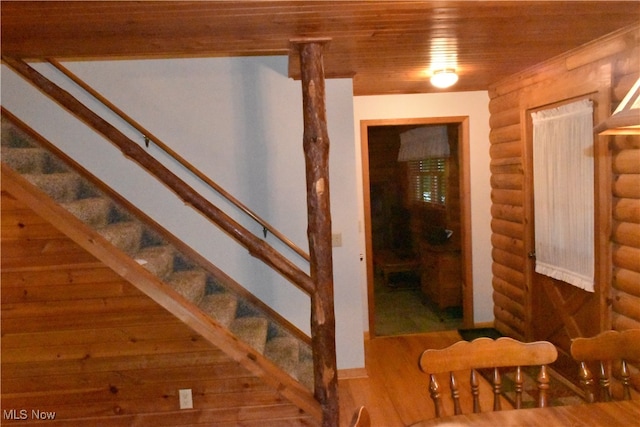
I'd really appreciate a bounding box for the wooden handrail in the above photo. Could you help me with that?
[47,59,310,263]
[3,56,315,296]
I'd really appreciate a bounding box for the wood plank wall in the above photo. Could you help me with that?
[0,188,314,426]
[488,25,640,340]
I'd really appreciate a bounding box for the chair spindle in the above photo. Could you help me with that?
[598,361,612,402]
[492,367,502,411]
[514,366,523,409]
[621,360,632,401]
[429,374,443,418]
[450,372,462,415]
[536,365,550,408]
[578,361,596,403]
[470,369,480,413]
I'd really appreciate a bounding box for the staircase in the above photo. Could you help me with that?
[1,114,319,420]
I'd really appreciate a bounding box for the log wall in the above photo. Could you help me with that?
[612,132,640,332]
[488,25,640,340]
[0,189,314,426]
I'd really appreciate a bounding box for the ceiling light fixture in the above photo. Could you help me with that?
[430,69,458,89]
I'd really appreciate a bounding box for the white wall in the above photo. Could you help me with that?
[353,92,494,325]
[1,57,365,369]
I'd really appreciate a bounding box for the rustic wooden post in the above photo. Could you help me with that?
[293,39,339,427]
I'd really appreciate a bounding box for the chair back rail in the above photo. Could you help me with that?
[419,337,557,417]
[571,329,640,403]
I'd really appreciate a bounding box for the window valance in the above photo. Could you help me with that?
[398,125,449,161]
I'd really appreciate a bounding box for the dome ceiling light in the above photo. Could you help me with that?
[430,69,458,89]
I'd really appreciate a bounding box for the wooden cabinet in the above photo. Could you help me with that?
[420,242,462,310]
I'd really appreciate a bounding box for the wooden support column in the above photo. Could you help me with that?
[293,39,339,427]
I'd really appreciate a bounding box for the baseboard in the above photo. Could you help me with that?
[338,367,368,380]
[473,321,495,329]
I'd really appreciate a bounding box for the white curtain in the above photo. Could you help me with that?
[532,99,595,292]
[398,125,449,161]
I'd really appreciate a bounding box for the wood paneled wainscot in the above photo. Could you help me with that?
[0,188,314,426]
[419,241,462,310]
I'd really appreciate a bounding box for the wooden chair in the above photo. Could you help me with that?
[418,337,558,417]
[570,329,640,403]
[350,406,370,427]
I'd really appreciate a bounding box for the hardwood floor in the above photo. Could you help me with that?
[338,330,499,426]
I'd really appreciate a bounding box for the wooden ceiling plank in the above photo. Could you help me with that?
[2,1,639,95]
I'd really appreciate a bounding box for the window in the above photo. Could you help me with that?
[407,158,447,206]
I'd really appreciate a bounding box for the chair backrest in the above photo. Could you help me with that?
[570,329,640,402]
[350,406,371,427]
[418,337,558,417]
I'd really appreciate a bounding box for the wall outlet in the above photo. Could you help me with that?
[178,388,193,409]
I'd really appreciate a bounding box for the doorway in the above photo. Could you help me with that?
[360,117,473,337]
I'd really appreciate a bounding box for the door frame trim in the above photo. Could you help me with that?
[360,116,474,337]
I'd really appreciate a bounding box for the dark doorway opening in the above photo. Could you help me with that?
[360,118,473,337]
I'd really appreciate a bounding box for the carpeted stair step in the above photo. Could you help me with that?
[297,350,314,391]
[1,146,49,174]
[231,317,269,355]
[62,197,112,228]
[135,245,175,279]
[98,221,145,256]
[199,293,239,327]
[1,120,33,148]
[21,172,82,203]
[168,269,207,304]
[265,337,301,378]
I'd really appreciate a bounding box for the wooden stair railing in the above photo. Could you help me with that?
[46,58,310,263]
[2,56,314,297]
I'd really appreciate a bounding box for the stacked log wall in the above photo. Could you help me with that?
[0,188,313,426]
[489,79,527,340]
[611,132,640,332]
[488,25,640,340]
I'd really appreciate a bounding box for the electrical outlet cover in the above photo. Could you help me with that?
[179,389,193,409]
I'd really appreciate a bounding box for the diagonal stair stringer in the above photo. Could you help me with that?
[1,113,321,421]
